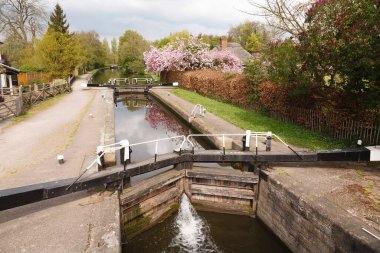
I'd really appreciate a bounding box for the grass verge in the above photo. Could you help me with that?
[171,89,346,150]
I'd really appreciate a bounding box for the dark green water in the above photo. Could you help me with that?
[125,196,290,253]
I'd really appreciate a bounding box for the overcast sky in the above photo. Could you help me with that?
[50,0,261,41]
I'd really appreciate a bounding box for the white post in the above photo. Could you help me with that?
[255,134,258,155]
[245,130,251,149]
[155,140,158,162]
[8,75,13,95]
[120,139,130,162]
[0,74,7,97]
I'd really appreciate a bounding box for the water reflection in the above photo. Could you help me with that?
[145,102,188,138]
[115,94,192,163]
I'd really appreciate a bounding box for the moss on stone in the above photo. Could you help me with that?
[124,201,180,240]
[124,214,151,240]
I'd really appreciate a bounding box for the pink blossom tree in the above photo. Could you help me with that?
[144,37,243,74]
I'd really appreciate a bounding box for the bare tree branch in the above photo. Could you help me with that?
[0,0,47,43]
[244,0,311,37]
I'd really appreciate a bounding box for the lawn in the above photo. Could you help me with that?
[171,89,346,150]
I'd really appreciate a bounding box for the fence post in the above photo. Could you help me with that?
[29,85,32,106]
[42,83,46,100]
[18,86,23,114]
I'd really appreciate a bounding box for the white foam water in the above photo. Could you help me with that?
[168,194,221,253]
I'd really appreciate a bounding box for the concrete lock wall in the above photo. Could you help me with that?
[257,171,380,253]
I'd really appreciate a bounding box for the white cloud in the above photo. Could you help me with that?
[51,0,260,40]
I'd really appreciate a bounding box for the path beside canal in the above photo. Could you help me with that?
[0,73,115,190]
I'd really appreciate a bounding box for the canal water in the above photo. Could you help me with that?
[125,195,290,253]
[92,69,290,253]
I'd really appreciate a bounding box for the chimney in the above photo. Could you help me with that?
[220,36,227,50]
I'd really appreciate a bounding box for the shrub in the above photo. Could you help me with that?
[300,0,380,99]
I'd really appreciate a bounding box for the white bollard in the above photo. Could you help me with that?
[57,154,65,164]
[245,130,251,149]
[266,131,272,151]
[120,139,130,164]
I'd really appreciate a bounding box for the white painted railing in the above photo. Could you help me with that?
[186,131,299,157]
[108,78,130,85]
[190,104,206,119]
[66,131,298,190]
[101,135,187,162]
[131,78,153,84]
[186,132,267,155]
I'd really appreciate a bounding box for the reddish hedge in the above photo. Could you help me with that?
[164,70,250,107]
[163,70,378,126]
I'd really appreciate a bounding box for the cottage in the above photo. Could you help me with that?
[0,42,20,98]
[212,36,252,64]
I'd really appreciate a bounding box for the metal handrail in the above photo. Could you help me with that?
[272,133,302,159]
[132,78,153,84]
[66,151,105,191]
[66,135,186,190]
[108,78,130,85]
[186,132,301,158]
[101,135,187,155]
[186,132,267,155]
[66,132,300,190]
[191,104,206,118]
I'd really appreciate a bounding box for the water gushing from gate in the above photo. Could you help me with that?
[169,194,220,253]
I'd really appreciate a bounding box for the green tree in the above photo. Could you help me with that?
[153,30,191,48]
[299,0,380,107]
[110,37,118,64]
[38,5,79,78]
[38,30,80,78]
[102,38,110,65]
[199,34,219,49]
[228,21,271,53]
[3,33,45,72]
[118,30,149,73]
[2,33,26,67]
[48,4,69,34]
[74,31,106,71]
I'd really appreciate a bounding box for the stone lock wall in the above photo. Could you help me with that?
[120,168,259,240]
[257,171,380,253]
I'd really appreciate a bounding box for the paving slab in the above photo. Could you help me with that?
[0,190,120,253]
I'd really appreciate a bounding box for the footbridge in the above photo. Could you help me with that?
[86,80,179,93]
[1,131,378,211]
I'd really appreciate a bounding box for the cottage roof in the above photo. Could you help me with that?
[212,42,252,63]
[0,63,20,75]
[225,43,252,63]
